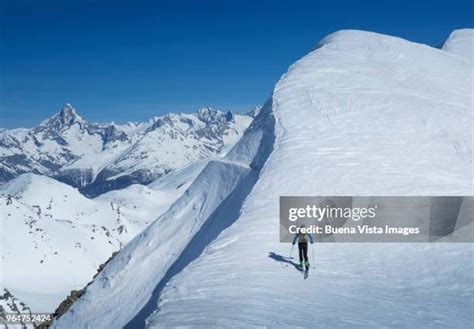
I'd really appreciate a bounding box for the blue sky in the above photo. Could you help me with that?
[1,0,472,128]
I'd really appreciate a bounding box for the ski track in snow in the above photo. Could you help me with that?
[54,29,473,328]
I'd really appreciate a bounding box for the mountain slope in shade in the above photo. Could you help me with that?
[0,105,252,197]
[54,29,473,328]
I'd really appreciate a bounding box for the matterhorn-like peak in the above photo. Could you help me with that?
[38,103,85,132]
[57,103,83,123]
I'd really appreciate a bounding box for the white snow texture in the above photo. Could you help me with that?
[40,29,474,328]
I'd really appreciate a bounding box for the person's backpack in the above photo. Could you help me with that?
[298,233,307,243]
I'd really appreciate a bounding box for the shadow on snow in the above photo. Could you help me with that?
[268,252,303,272]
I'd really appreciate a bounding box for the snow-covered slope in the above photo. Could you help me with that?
[0,105,252,197]
[54,29,473,328]
[0,170,192,313]
[51,97,275,328]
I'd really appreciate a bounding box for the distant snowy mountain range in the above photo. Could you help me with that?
[0,105,253,323]
[0,104,254,196]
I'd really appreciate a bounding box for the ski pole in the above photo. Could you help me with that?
[289,244,294,258]
[311,244,316,269]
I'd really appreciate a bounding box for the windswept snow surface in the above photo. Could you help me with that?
[55,30,473,328]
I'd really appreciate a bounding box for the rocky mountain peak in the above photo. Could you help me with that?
[196,107,220,123]
[40,103,85,132]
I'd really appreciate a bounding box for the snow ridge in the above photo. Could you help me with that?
[53,98,276,329]
[50,28,474,328]
[143,29,473,328]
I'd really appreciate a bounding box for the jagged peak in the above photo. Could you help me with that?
[196,107,224,124]
[38,103,85,131]
[197,106,216,118]
[142,107,235,135]
[56,103,84,123]
[63,102,75,112]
